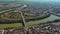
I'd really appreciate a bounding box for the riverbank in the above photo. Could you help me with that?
[0,20,60,34]
[0,14,60,29]
[0,13,50,24]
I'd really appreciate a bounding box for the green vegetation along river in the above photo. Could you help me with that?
[27,15,60,26]
[0,14,60,29]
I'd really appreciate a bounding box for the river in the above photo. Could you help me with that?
[27,14,60,25]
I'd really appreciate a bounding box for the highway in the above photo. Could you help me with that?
[0,3,60,17]
[44,8,60,17]
[0,4,27,14]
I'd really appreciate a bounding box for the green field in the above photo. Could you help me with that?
[0,23,22,29]
[0,11,50,29]
[0,14,50,29]
[0,18,46,29]
[0,16,50,29]
[0,14,59,29]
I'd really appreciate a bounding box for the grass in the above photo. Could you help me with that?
[0,13,50,29]
[0,16,55,29]
[0,17,48,29]
[0,23,22,29]
[0,18,49,29]
[0,19,50,29]
[0,12,56,29]
[0,15,58,29]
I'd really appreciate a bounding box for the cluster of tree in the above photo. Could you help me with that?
[0,13,50,24]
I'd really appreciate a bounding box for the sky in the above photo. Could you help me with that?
[0,0,60,2]
[24,0,60,2]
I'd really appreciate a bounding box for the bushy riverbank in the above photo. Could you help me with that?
[0,14,59,29]
[0,13,50,24]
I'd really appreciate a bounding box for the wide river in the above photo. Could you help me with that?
[27,14,60,25]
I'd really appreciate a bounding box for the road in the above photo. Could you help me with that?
[0,4,27,14]
[44,8,60,17]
